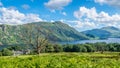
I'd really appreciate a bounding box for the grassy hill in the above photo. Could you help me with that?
[0,21,89,45]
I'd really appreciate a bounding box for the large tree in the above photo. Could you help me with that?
[20,24,48,54]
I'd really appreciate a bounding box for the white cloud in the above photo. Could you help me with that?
[22,4,30,10]
[74,7,98,20]
[95,0,120,7]
[25,14,42,23]
[57,19,97,31]
[66,20,97,31]
[44,0,72,11]
[0,7,42,25]
[62,12,67,16]
[94,0,106,4]
[60,12,67,16]
[50,20,55,22]
[73,7,120,31]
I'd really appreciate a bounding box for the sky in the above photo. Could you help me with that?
[0,0,120,31]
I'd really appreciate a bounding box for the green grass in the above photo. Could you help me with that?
[0,52,120,68]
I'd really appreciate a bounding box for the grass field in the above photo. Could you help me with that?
[0,52,120,68]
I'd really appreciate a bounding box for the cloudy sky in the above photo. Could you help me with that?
[0,0,120,31]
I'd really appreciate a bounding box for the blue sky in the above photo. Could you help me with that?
[0,0,120,31]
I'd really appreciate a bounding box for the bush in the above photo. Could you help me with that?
[45,45,54,53]
[53,44,63,52]
[1,48,13,56]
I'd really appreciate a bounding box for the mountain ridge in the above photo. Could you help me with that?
[82,26,120,39]
[0,21,90,45]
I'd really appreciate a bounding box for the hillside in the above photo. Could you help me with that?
[101,26,120,38]
[82,26,120,39]
[0,21,89,45]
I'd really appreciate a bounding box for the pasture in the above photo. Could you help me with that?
[0,52,120,68]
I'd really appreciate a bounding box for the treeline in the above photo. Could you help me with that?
[63,43,120,53]
[40,42,120,53]
[0,42,120,56]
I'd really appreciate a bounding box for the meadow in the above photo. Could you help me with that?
[0,52,120,68]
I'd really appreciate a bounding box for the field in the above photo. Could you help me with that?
[0,52,120,68]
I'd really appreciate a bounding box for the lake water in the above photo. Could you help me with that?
[60,38,120,44]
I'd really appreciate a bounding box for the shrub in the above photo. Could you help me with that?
[1,48,13,56]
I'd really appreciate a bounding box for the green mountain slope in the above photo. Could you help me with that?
[0,21,89,45]
[33,21,89,41]
[82,26,120,39]
[101,26,120,37]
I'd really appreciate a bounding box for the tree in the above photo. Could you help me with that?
[1,48,13,56]
[20,24,49,54]
[63,45,73,52]
[34,37,48,54]
[72,45,81,52]
[45,44,54,53]
[95,42,107,53]
[107,44,116,51]
[32,25,49,54]
[81,46,87,52]
[114,43,120,52]
[8,45,22,51]
[53,44,63,52]
[84,44,94,52]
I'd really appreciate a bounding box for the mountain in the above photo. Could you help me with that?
[0,21,89,45]
[101,26,120,37]
[82,26,120,39]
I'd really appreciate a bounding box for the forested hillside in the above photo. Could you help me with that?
[0,21,89,45]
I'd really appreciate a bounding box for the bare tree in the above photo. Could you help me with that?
[34,36,48,54]
[20,23,48,54]
[33,26,49,54]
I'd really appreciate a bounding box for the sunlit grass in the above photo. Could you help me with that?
[0,52,120,68]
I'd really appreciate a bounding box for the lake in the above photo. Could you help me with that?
[60,38,120,44]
